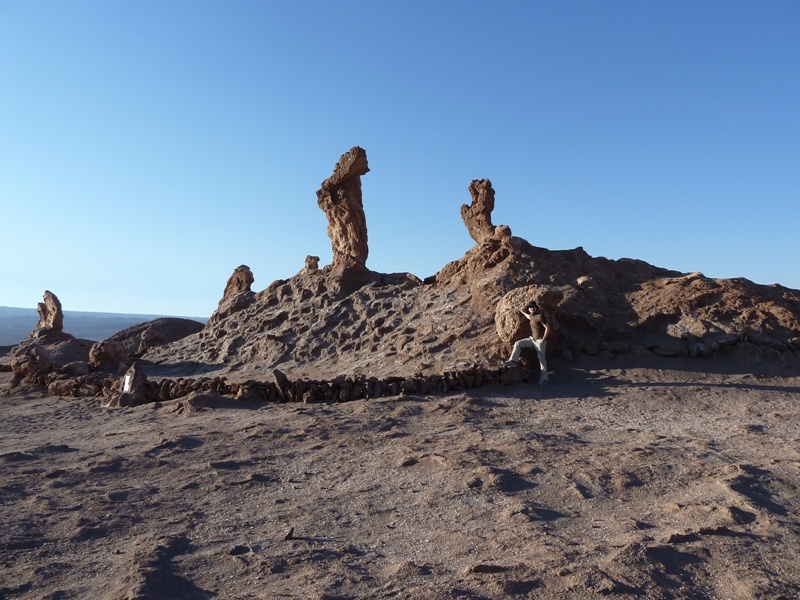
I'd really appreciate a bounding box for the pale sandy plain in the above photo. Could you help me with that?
[2,348,799,599]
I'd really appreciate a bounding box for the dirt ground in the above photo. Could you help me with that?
[2,351,800,599]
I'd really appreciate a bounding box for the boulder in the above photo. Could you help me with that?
[89,339,129,370]
[138,328,167,354]
[102,362,151,407]
[62,361,90,377]
[495,285,567,345]
[652,342,690,357]
[11,343,55,385]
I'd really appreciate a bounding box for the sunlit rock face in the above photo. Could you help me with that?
[316,146,370,270]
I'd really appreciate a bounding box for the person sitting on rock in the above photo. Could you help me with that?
[504,301,550,384]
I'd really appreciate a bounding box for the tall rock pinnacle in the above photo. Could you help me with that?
[460,179,506,245]
[316,146,370,269]
[36,290,64,332]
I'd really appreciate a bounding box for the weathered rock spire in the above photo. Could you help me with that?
[36,290,64,332]
[460,179,511,244]
[316,146,370,269]
[222,265,255,300]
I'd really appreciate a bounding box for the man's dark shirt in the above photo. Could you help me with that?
[529,313,547,340]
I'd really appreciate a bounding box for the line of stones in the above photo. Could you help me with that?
[153,365,514,405]
[36,364,518,403]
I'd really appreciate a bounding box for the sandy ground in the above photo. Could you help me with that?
[2,352,800,599]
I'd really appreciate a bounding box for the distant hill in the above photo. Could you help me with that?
[0,306,207,346]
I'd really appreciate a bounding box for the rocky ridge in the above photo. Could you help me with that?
[145,148,800,383]
[6,147,800,406]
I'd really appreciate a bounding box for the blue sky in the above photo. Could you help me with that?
[2,1,798,317]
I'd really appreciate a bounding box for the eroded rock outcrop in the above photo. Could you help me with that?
[107,317,205,355]
[138,328,167,354]
[208,265,257,326]
[223,265,255,298]
[142,147,800,386]
[89,339,129,370]
[303,255,320,273]
[434,179,520,302]
[36,290,64,332]
[26,290,73,344]
[10,343,55,387]
[316,146,370,270]
[495,286,567,347]
[460,179,511,245]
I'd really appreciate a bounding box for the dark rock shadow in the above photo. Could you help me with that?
[134,536,216,599]
[729,465,787,516]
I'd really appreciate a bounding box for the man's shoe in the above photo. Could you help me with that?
[503,360,516,367]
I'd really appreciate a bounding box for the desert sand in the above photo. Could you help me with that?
[2,348,800,599]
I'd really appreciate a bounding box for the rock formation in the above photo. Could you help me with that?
[460,179,512,245]
[137,147,800,388]
[138,328,167,354]
[316,146,370,270]
[495,286,566,349]
[5,141,800,407]
[102,362,150,408]
[89,339,129,370]
[222,265,255,299]
[30,290,72,344]
[36,290,64,332]
[99,317,205,355]
[208,265,257,326]
[303,255,320,273]
[10,343,55,387]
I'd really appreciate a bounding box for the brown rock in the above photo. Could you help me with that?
[62,361,90,377]
[138,328,167,354]
[89,339,129,369]
[597,349,615,361]
[223,265,255,299]
[11,343,55,384]
[303,255,320,272]
[495,285,567,345]
[47,378,78,397]
[273,369,291,401]
[460,179,509,245]
[109,317,205,355]
[36,290,64,332]
[316,146,370,269]
[102,362,150,407]
[138,148,800,385]
[207,265,258,326]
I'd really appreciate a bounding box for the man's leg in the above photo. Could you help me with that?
[507,337,535,364]
[533,339,548,383]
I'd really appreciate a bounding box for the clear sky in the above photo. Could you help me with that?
[2,1,798,317]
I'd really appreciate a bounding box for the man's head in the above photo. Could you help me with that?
[527,300,539,313]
